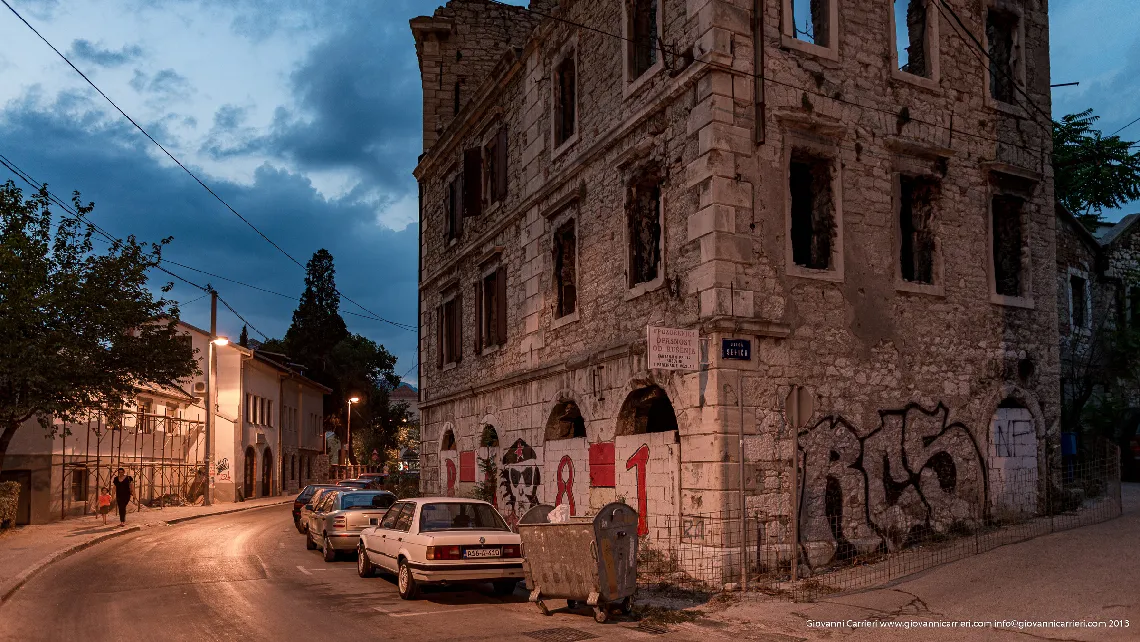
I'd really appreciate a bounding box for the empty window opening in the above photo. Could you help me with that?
[895,0,928,76]
[986,9,1018,103]
[453,78,463,116]
[1070,275,1088,330]
[627,169,663,287]
[899,175,938,284]
[463,147,483,218]
[477,266,507,350]
[441,429,456,451]
[991,194,1025,297]
[553,220,577,318]
[791,0,830,47]
[629,0,659,79]
[1131,287,1140,329]
[71,468,88,501]
[545,400,586,441]
[615,385,678,436]
[789,153,835,270]
[439,295,462,365]
[446,177,462,241]
[485,127,508,205]
[554,53,576,145]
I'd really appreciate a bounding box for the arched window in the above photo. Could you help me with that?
[615,385,677,436]
[441,428,457,451]
[544,400,586,441]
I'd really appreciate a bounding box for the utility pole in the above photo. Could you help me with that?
[204,289,217,506]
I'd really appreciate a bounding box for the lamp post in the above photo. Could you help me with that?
[203,289,229,506]
[346,396,359,475]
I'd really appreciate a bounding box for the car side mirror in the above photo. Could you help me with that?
[304,504,313,511]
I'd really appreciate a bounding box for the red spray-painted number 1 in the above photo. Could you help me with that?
[625,444,649,536]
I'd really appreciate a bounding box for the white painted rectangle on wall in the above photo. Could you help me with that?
[647,326,699,371]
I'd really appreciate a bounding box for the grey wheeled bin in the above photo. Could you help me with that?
[517,502,639,623]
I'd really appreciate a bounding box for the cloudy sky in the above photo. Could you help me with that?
[0,0,1137,384]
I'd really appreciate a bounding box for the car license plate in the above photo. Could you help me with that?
[464,548,501,559]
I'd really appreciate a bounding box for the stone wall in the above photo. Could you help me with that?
[413,0,1059,579]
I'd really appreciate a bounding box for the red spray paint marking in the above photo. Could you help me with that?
[555,455,576,515]
[445,458,457,497]
[625,444,649,536]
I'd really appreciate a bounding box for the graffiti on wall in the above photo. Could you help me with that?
[445,458,457,497]
[554,455,576,514]
[798,403,989,566]
[500,438,541,530]
[215,457,231,482]
[625,444,650,536]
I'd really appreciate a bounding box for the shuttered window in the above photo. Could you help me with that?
[485,127,508,205]
[463,148,482,218]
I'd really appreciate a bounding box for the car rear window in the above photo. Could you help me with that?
[339,493,395,510]
[418,503,509,532]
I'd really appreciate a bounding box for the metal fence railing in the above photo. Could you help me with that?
[632,442,1122,602]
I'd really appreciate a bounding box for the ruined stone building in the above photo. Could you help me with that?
[412,0,1058,576]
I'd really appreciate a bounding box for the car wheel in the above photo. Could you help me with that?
[357,545,374,577]
[492,580,518,596]
[397,559,419,600]
[305,530,316,550]
[322,535,337,562]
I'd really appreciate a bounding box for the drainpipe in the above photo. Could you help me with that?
[739,367,747,591]
[278,373,284,496]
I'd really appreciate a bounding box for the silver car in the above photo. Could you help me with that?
[305,489,398,562]
[298,487,341,535]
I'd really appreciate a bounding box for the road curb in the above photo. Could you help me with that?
[0,499,291,605]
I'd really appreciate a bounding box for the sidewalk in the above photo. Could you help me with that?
[0,495,291,603]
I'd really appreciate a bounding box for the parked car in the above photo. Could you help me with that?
[304,489,398,562]
[298,487,344,534]
[358,472,387,482]
[356,497,523,600]
[293,484,340,532]
[338,478,380,489]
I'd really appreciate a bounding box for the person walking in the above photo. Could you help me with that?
[111,468,133,527]
[96,487,113,525]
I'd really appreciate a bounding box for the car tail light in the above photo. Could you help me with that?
[502,544,521,558]
[426,545,462,560]
[333,516,347,528]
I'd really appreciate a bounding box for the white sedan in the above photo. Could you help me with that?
[356,497,523,600]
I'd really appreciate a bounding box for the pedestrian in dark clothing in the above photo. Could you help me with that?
[112,468,133,526]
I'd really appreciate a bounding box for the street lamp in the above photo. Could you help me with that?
[346,396,360,473]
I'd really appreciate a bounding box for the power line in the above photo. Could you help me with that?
[0,0,415,332]
[1110,115,1140,138]
[0,151,416,332]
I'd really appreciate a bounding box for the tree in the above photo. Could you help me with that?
[0,181,198,470]
[239,324,249,348]
[283,249,348,374]
[1053,109,1140,230]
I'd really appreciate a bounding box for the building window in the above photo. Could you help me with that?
[553,219,577,318]
[782,0,837,57]
[438,294,463,366]
[453,78,463,116]
[899,175,938,285]
[446,176,462,241]
[1069,274,1089,331]
[266,402,272,428]
[894,0,934,78]
[290,455,296,481]
[627,168,663,288]
[986,7,1020,104]
[627,0,659,80]
[991,194,1026,297]
[245,394,252,423]
[789,153,835,271]
[71,468,88,501]
[1130,286,1140,329]
[476,266,507,352]
[484,126,508,205]
[554,51,576,147]
[463,147,483,218]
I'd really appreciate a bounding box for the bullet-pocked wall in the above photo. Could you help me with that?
[413,0,1059,578]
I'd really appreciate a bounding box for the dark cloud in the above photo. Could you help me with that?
[129,68,193,99]
[0,91,419,375]
[67,39,143,68]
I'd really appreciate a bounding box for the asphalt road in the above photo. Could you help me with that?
[0,505,697,642]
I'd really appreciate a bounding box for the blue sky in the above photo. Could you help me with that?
[0,0,1136,382]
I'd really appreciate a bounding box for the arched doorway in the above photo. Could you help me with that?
[478,425,500,506]
[544,400,586,441]
[614,385,680,537]
[440,426,458,496]
[262,447,273,497]
[243,447,256,498]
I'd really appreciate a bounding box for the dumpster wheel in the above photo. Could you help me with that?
[593,603,608,623]
[619,596,633,615]
[535,600,551,616]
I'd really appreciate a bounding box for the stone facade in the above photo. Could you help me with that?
[413,0,1058,578]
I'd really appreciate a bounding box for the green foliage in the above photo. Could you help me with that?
[239,325,249,348]
[470,455,497,503]
[1053,109,1140,229]
[283,248,348,373]
[0,480,19,529]
[0,181,198,468]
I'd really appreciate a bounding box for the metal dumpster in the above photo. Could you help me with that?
[518,502,639,623]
